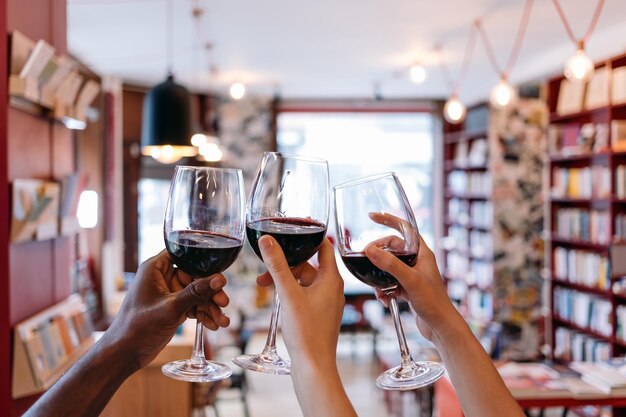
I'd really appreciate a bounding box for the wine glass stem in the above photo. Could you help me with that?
[387,293,416,370]
[261,287,281,357]
[191,319,207,365]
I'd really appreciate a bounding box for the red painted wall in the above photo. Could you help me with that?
[2,1,74,414]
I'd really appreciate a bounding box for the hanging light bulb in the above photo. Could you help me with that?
[145,144,196,164]
[191,133,208,147]
[564,44,594,82]
[443,96,466,124]
[489,77,518,108]
[229,82,246,100]
[409,64,427,84]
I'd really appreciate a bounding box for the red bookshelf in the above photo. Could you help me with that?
[546,52,626,362]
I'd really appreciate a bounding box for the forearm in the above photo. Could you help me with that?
[431,316,523,417]
[290,359,357,417]
[25,332,139,417]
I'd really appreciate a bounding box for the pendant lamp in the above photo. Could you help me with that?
[141,74,196,164]
[141,0,196,164]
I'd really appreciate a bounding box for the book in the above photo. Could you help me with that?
[612,66,626,105]
[585,66,610,109]
[557,78,585,115]
[19,39,55,80]
[612,120,626,151]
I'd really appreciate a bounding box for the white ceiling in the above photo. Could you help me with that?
[67,0,626,103]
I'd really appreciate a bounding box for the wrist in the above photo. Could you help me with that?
[429,310,472,348]
[98,328,142,375]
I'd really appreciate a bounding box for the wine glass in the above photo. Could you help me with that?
[333,172,444,390]
[162,166,245,382]
[233,152,329,374]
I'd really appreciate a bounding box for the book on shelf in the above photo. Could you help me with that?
[553,247,609,290]
[554,287,613,337]
[453,140,468,167]
[554,327,611,362]
[447,171,491,196]
[556,78,586,116]
[585,66,610,110]
[612,120,626,152]
[612,66,626,105]
[616,305,626,344]
[555,208,610,245]
[467,138,488,167]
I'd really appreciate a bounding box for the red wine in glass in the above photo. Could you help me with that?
[165,230,243,277]
[340,251,417,289]
[246,217,326,267]
[162,166,245,383]
[233,152,329,375]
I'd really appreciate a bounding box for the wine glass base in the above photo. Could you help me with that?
[162,359,232,382]
[376,361,444,391]
[232,354,291,375]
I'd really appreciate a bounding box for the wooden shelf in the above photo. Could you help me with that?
[551,279,611,297]
[443,161,488,172]
[443,128,487,144]
[444,220,491,232]
[552,316,612,341]
[549,106,610,124]
[444,192,490,201]
[550,236,609,251]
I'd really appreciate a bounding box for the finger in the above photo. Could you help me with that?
[368,212,408,234]
[417,235,435,262]
[365,246,415,289]
[256,271,274,287]
[293,263,317,287]
[212,290,229,308]
[317,239,340,275]
[171,275,226,316]
[201,302,231,328]
[374,288,390,308]
[258,235,300,298]
[364,235,406,251]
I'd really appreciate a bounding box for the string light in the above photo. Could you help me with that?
[443,96,467,124]
[489,77,518,108]
[564,43,595,82]
[475,0,533,109]
[230,82,246,100]
[409,64,427,84]
[552,0,605,83]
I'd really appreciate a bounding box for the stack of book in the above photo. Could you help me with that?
[555,208,610,244]
[448,198,469,224]
[553,247,610,289]
[555,328,611,362]
[551,166,610,199]
[554,288,612,337]
[470,201,492,228]
[467,288,493,321]
[469,230,492,259]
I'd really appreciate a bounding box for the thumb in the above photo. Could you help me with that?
[172,275,225,316]
[258,235,299,299]
[365,246,416,290]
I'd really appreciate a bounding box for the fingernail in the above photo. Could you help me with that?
[210,276,225,289]
[366,246,382,261]
[259,235,274,250]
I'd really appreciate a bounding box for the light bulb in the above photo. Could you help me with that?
[409,64,427,84]
[198,142,223,162]
[191,133,208,147]
[229,82,246,100]
[142,145,197,164]
[443,96,466,124]
[489,78,518,108]
[564,49,594,82]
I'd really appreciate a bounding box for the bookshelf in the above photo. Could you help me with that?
[546,52,626,363]
[442,100,547,358]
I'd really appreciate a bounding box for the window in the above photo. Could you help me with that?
[277,111,435,293]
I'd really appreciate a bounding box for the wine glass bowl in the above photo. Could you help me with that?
[233,152,329,375]
[334,172,443,391]
[162,166,245,382]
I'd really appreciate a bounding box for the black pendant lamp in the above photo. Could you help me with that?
[140,0,196,164]
[141,74,196,164]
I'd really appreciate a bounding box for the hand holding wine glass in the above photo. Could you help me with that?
[334,172,444,390]
[162,166,245,382]
[234,152,329,375]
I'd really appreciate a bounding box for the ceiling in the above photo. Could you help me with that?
[67,0,626,103]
